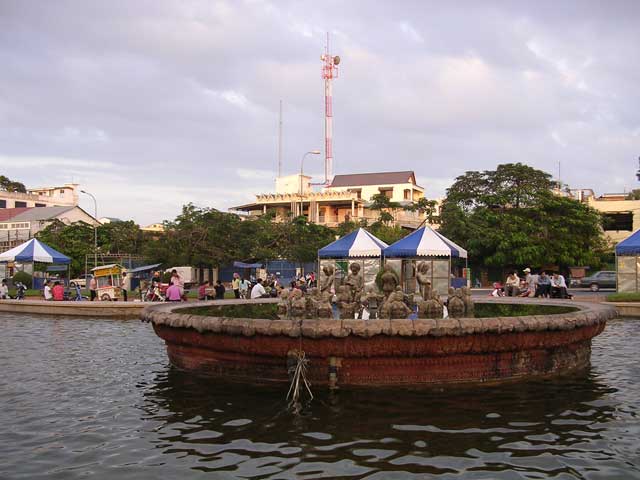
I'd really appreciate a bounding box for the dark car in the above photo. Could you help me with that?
[579,270,616,291]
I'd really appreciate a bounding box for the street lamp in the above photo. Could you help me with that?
[80,190,98,271]
[300,150,321,216]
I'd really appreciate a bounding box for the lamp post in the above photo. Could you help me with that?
[300,150,321,216]
[80,190,98,271]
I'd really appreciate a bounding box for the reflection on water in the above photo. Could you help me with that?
[1,314,639,479]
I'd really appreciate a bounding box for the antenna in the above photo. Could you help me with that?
[278,100,283,178]
[321,32,340,185]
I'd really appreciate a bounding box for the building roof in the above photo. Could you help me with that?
[10,206,76,222]
[329,171,418,188]
[0,207,32,222]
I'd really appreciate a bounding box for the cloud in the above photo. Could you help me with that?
[0,0,639,224]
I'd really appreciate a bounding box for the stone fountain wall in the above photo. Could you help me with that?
[143,297,616,386]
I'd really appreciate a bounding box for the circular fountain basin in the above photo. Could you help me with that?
[142,298,616,386]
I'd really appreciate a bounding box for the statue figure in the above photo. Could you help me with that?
[336,284,357,319]
[388,287,412,319]
[290,288,306,319]
[277,288,290,318]
[380,265,399,300]
[447,287,465,318]
[418,287,444,319]
[416,261,432,299]
[305,287,321,318]
[344,262,365,302]
[320,265,335,295]
[461,286,474,317]
[316,290,333,319]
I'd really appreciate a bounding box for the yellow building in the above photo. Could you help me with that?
[586,193,640,244]
[232,170,428,229]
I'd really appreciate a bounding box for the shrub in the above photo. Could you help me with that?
[12,271,33,289]
[605,292,640,302]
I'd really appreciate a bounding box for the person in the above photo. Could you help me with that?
[490,281,505,297]
[150,271,162,288]
[505,271,520,296]
[121,272,129,302]
[71,281,84,301]
[536,271,551,298]
[214,280,226,300]
[239,277,250,299]
[198,281,210,301]
[232,273,240,299]
[0,279,8,299]
[520,268,538,297]
[43,280,53,301]
[551,273,571,299]
[52,281,65,301]
[250,278,267,299]
[89,275,97,301]
[166,283,182,302]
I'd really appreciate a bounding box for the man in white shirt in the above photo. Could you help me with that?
[43,280,53,301]
[551,273,570,299]
[250,278,267,299]
[0,279,8,299]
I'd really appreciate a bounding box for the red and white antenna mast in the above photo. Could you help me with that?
[321,33,339,185]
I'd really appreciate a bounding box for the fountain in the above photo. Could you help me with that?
[143,263,616,387]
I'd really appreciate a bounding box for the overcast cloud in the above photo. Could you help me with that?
[1,0,639,224]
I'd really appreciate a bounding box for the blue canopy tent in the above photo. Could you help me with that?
[615,230,640,292]
[0,238,72,289]
[384,226,468,295]
[318,228,388,290]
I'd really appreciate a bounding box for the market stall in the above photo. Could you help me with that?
[383,226,467,296]
[0,238,71,289]
[318,228,388,290]
[615,230,640,292]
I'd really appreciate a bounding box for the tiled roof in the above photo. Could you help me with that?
[0,207,33,222]
[10,206,75,222]
[330,171,417,188]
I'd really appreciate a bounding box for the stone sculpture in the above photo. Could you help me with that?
[380,265,399,300]
[277,288,290,318]
[447,287,466,318]
[416,261,432,299]
[344,262,364,303]
[417,286,444,319]
[388,287,412,319]
[305,287,320,319]
[316,291,333,319]
[290,289,306,319]
[320,265,335,295]
[336,284,357,319]
[461,286,474,317]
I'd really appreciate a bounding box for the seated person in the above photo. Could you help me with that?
[198,281,210,301]
[551,273,571,299]
[250,278,268,299]
[166,283,182,302]
[52,281,65,301]
[0,279,9,299]
[214,280,226,300]
[535,272,551,298]
[505,272,520,297]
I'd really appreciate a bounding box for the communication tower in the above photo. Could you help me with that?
[321,33,340,185]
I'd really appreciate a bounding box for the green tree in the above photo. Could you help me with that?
[369,193,401,225]
[403,197,439,224]
[0,175,27,193]
[439,163,607,270]
[36,220,95,276]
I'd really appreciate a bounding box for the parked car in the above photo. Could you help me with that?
[69,274,92,288]
[579,271,616,291]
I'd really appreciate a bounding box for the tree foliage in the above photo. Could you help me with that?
[0,175,27,193]
[439,163,608,269]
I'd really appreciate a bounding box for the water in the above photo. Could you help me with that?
[1,314,638,479]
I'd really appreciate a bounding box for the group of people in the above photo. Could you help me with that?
[497,268,572,299]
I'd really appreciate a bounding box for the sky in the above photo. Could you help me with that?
[1,0,639,225]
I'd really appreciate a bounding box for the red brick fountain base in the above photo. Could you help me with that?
[144,298,614,387]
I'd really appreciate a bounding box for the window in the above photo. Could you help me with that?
[59,190,65,195]
[379,187,393,199]
[14,201,27,208]
[10,223,29,229]
[35,203,46,207]
[404,189,411,200]
[0,200,5,208]
[603,212,633,231]
[0,224,8,229]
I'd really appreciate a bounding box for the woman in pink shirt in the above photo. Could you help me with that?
[166,283,182,302]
